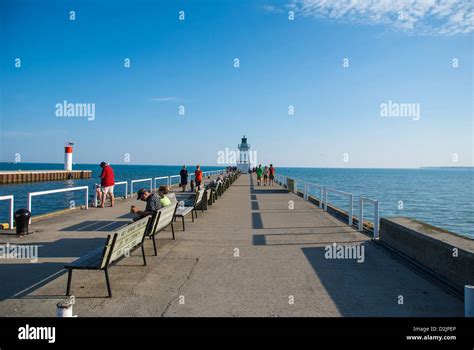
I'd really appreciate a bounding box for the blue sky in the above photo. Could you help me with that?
[0,0,472,168]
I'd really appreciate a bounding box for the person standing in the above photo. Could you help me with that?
[263,166,269,186]
[256,164,263,186]
[180,165,188,192]
[195,165,203,190]
[99,162,115,208]
[269,164,275,186]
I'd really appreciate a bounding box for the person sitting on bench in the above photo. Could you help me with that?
[157,185,172,207]
[131,188,161,221]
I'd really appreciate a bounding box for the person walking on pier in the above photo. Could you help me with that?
[263,166,269,186]
[180,165,188,192]
[269,164,275,186]
[256,164,263,186]
[99,162,115,208]
[195,165,203,190]
[131,188,161,221]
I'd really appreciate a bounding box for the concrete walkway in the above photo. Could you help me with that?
[0,174,463,316]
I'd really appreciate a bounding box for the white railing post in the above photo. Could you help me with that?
[0,195,14,229]
[169,175,180,187]
[359,197,364,232]
[359,197,379,239]
[324,188,328,211]
[306,182,324,208]
[113,181,128,199]
[154,177,169,191]
[130,178,153,197]
[325,188,353,226]
[373,200,379,239]
[348,193,353,226]
[85,187,89,210]
[9,196,14,229]
[27,194,31,215]
[27,186,89,223]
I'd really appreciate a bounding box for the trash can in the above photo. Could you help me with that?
[14,209,31,235]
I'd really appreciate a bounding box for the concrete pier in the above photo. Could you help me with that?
[0,170,91,184]
[0,174,463,316]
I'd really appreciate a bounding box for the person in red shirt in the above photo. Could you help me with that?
[194,165,203,190]
[99,162,115,207]
[268,164,276,186]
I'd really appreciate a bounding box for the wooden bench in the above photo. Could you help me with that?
[147,202,179,256]
[64,217,150,297]
[174,188,205,231]
[211,182,221,201]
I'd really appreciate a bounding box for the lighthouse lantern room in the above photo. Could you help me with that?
[237,135,251,173]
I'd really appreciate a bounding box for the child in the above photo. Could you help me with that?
[157,185,171,207]
[190,180,195,192]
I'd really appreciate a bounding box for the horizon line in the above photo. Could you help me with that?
[0,162,473,170]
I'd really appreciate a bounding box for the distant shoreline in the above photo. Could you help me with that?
[0,162,473,170]
[420,166,474,169]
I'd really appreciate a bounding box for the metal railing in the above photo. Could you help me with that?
[169,175,181,186]
[305,182,324,208]
[324,188,353,226]
[130,178,152,197]
[273,175,380,236]
[93,181,128,207]
[154,176,170,190]
[115,181,128,198]
[359,197,379,239]
[27,186,89,223]
[0,195,14,229]
[2,168,226,224]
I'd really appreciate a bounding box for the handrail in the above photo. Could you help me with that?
[115,181,128,198]
[305,182,324,208]
[279,175,380,236]
[324,187,354,226]
[94,181,128,207]
[169,175,180,186]
[0,195,14,229]
[27,186,89,223]
[154,176,169,190]
[130,178,152,197]
[2,168,228,226]
[359,197,379,239]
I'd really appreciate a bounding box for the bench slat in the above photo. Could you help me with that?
[107,218,148,265]
[155,205,175,232]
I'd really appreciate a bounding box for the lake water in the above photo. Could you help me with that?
[0,163,473,238]
[277,167,473,238]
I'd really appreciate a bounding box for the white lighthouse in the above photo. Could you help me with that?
[237,135,251,173]
[64,142,73,171]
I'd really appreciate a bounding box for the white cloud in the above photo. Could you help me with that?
[263,4,284,14]
[288,0,474,35]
